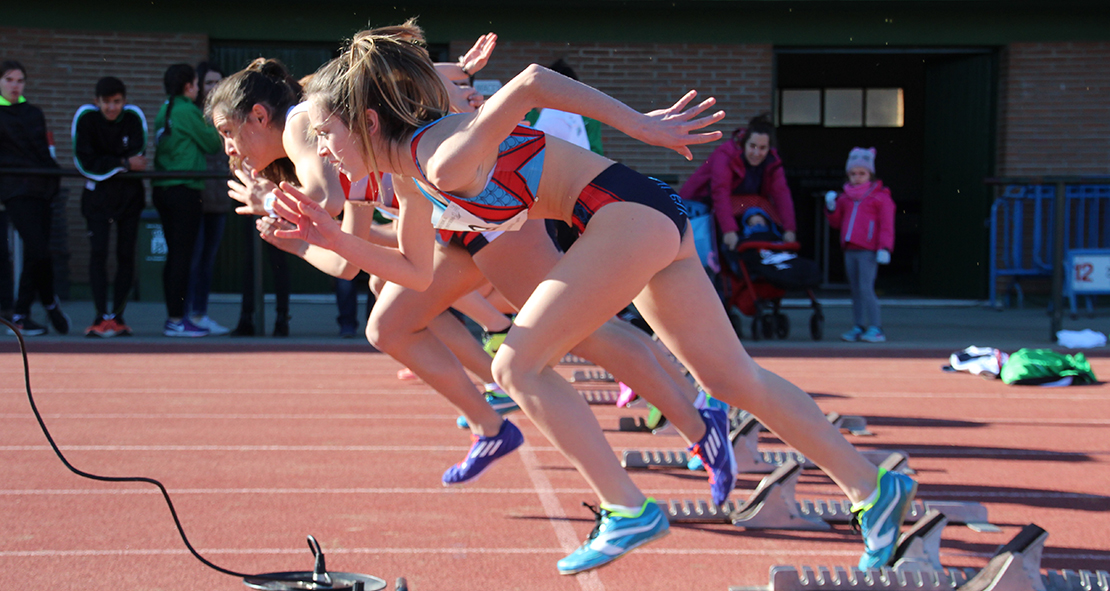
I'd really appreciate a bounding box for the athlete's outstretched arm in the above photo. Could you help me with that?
[428,64,724,188]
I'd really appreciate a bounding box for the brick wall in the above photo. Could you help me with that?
[999,42,1110,176]
[1,26,208,286]
[450,39,774,183]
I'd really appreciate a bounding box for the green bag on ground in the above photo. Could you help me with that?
[999,348,1097,386]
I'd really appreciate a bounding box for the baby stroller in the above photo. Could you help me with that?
[717,206,825,341]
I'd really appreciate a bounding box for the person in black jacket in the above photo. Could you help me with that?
[0,60,69,336]
[72,76,147,337]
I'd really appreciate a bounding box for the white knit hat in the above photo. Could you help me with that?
[846,147,876,174]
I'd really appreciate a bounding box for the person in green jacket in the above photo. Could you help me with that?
[152,63,222,337]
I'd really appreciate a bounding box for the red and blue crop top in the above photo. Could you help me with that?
[409,114,546,232]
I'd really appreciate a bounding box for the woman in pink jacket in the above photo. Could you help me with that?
[679,113,796,248]
[825,147,895,343]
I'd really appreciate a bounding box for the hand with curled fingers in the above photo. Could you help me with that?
[637,90,726,160]
[256,215,307,256]
[457,33,497,76]
[228,166,278,216]
[270,182,344,250]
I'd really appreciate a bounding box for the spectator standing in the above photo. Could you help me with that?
[679,113,797,248]
[524,59,604,156]
[0,60,69,335]
[185,62,231,335]
[71,76,147,337]
[152,63,221,337]
[825,147,895,343]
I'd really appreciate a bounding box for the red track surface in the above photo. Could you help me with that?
[1,345,1108,590]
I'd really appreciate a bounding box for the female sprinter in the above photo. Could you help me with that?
[209,41,732,497]
[273,23,917,575]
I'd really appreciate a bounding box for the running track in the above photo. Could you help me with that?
[1,343,1108,590]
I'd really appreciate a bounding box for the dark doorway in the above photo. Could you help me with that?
[775,49,996,298]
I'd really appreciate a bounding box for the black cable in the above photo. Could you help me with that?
[3,317,316,585]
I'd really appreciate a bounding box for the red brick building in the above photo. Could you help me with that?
[3,1,1108,297]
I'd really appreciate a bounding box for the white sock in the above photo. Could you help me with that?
[693,389,707,410]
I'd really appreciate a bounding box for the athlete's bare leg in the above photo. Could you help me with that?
[365,244,501,436]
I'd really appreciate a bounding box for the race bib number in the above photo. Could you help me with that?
[431,200,528,233]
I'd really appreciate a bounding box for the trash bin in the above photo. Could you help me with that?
[134,209,166,302]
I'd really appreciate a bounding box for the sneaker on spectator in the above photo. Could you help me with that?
[339,324,358,338]
[191,315,230,336]
[456,388,522,428]
[841,325,865,342]
[9,314,47,336]
[860,326,886,343]
[164,318,209,337]
[85,316,118,338]
[557,499,669,574]
[688,407,737,506]
[45,298,70,335]
[852,468,917,569]
[442,419,523,486]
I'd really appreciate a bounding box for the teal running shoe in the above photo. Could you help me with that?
[557,499,669,575]
[851,468,918,569]
[456,388,521,429]
[442,419,523,486]
[687,455,704,471]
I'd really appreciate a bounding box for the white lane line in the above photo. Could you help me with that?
[1,547,1106,562]
[518,444,605,591]
[3,445,1105,458]
[4,414,1110,427]
[0,388,431,396]
[0,413,457,420]
[1,488,1105,501]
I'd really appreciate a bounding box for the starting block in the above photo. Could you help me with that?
[621,411,911,475]
[572,369,616,383]
[730,522,1108,591]
[730,409,873,437]
[580,389,620,405]
[728,413,910,474]
[660,459,996,531]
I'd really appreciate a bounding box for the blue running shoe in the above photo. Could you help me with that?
[456,388,521,429]
[852,468,918,569]
[442,419,523,486]
[687,407,737,506]
[557,499,669,574]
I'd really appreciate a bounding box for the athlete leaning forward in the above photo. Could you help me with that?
[204,25,739,544]
[246,21,916,575]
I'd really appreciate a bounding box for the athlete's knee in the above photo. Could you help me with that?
[364,311,399,351]
[695,355,763,404]
[490,347,541,394]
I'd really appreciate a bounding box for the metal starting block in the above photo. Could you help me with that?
[572,369,616,383]
[729,409,873,437]
[730,522,1109,591]
[660,459,995,531]
[560,353,594,365]
[621,411,911,475]
[728,413,911,474]
[580,389,620,405]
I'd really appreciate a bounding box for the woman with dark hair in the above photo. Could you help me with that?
[0,60,68,335]
[679,113,797,248]
[152,63,221,336]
